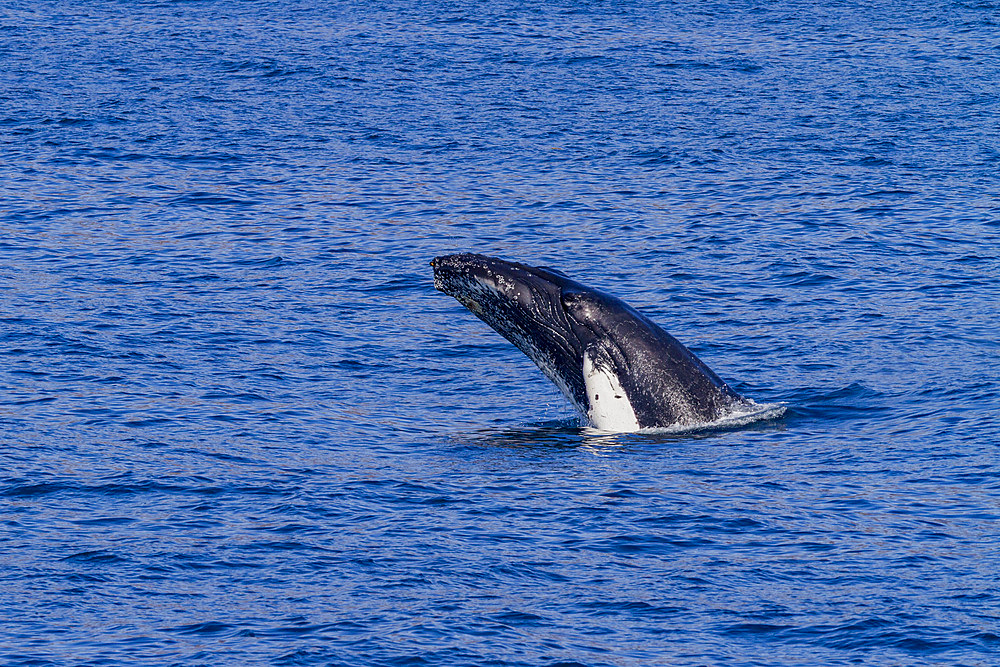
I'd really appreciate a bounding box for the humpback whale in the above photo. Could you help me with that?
[432,253,766,432]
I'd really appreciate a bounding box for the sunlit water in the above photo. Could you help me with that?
[2,1,999,665]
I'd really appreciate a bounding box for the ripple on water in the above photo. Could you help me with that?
[2,0,1000,665]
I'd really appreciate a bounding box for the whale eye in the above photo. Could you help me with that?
[561,288,592,318]
[560,288,584,308]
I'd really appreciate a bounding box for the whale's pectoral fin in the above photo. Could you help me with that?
[582,345,640,432]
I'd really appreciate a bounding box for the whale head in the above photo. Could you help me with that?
[431,253,748,432]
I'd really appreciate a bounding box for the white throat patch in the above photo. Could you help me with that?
[582,350,640,432]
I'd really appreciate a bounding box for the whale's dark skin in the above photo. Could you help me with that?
[431,253,752,430]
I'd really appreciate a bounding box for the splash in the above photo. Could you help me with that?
[581,401,787,436]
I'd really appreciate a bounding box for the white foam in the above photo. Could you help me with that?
[578,400,786,435]
[638,401,787,435]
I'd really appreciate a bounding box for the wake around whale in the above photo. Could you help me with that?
[432,253,781,433]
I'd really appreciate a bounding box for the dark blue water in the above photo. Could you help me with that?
[2,1,999,664]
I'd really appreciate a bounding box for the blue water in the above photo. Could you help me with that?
[2,1,999,664]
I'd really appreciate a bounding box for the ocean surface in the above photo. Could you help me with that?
[2,1,999,665]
